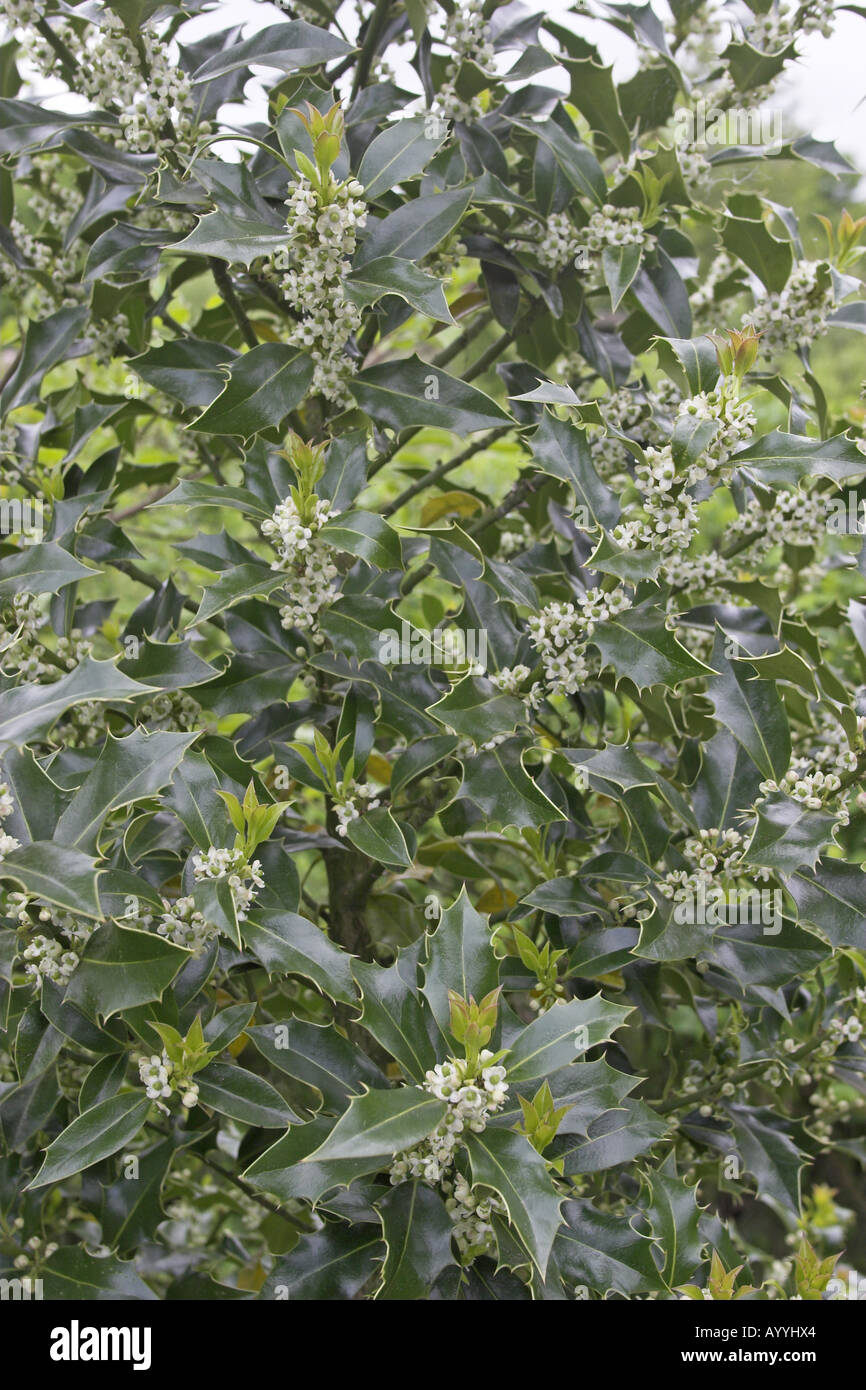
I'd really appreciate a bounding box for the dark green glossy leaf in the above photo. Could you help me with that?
[241,910,357,1004]
[189,345,314,437]
[351,356,512,433]
[304,1085,447,1163]
[195,1061,301,1128]
[376,1181,456,1299]
[464,1127,563,1278]
[64,925,189,1020]
[29,1093,150,1188]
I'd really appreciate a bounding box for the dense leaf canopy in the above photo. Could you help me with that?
[1,0,866,1301]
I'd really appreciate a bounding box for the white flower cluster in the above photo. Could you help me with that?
[531,205,656,287]
[0,605,92,686]
[490,664,542,709]
[681,827,752,878]
[427,1053,507,1114]
[0,781,19,862]
[1,0,45,26]
[426,233,468,284]
[760,752,855,826]
[611,383,756,558]
[582,204,656,255]
[4,155,85,316]
[749,261,835,358]
[156,896,214,955]
[0,594,48,677]
[333,778,381,836]
[536,212,583,276]
[456,730,510,759]
[528,589,632,697]
[261,494,339,634]
[139,1050,199,1109]
[726,485,829,560]
[0,422,19,481]
[663,549,733,598]
[747,0,836,47]
[137,690,203,733]
[615,444,700,554]
[5,219,83,318]
[12,895,99,984]
[691,250,736,319]
[20,933,80,986]
[431,0,495,124]
[391,1051,508,1258]
[441,1171,507,1258]
[830,1014,864,1045]
[55,629,91,671]
[192,847,264,920]
[587,379,679,479]
[657,826,772,906]
[498,517,536,557]
[270,175,366,406]
[676,385,756,472]
[21,11,205,159]
[677,144,713,192]
[62,700,108,748]
[87,313,131,364]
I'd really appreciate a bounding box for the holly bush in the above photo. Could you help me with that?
[1,0,866,1303]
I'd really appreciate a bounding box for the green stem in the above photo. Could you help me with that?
[382,426,512,517]
[210,259,258,349]
[350,0,394,99]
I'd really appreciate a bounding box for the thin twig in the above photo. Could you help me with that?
[382,426,513,517]
[210,259,258,349]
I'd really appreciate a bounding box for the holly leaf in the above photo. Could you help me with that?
[351,356,512,433]
[376,1181,456,1299]
[190,21,352,82]
[246,1018,385,1113]
[786,859,866,951]
[0,842,103,918]
[195,1062,301,1128]
[64,924,189,1020]
[240,910,357,1005]
[357,117,445,201]
[352,959,438,1081]
[188,345,314,437]
[345,256,453,322]
[345,808,414,869]
[54,729,198,854]
[464,1127,563,1278]
[704,627,791,781]
[744,793,838,875]
[260,1225,383,1301]
[421,885,499,1043]
[592,605,714,690]
[304,1086,447,1163]
[556,1198,666,1295]
[529,412,619,529]
[28,1093,150,1188]
[0,658,150,748]
[731,432,866,487]
[506,995,633,1084]
[457,739,566,830]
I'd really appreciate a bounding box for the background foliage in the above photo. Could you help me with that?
[1,0,866,1301]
